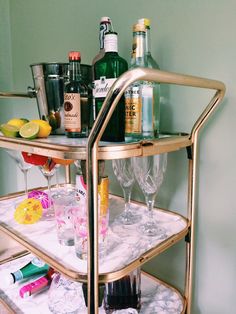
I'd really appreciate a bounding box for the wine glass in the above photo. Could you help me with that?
[5,149,32,196]
[112,158,141,225]
[38,158,57,219]
[132,154,167,237]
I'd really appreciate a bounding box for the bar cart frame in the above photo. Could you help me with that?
[0,67,225,313]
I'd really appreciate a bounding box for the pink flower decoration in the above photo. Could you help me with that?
[28,190,51,209]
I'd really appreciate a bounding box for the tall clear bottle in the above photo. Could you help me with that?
[64,51,89,138]
[138,18,160,69]
[125,23,160,141]
[138,18,161,138]
[93,32,128,142]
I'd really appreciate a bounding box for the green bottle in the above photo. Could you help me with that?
[93,31,128,142]
[125,23,160,141]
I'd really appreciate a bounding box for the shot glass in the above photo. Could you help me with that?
[52,185,79,246]
[73,200,109,260]
[104,268,141,313]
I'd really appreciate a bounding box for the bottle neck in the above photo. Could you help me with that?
[104,34,118,53]
[131,31,147,67]
[99,22,111,50]
[69,60,81,81]
[145,26,151,54]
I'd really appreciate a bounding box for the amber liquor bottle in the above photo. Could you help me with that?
[64,51,89,138]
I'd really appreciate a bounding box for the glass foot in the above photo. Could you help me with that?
[140,221,166,238]
[117,211,141,225]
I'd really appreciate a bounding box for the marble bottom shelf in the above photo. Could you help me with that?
[0,254,186,314]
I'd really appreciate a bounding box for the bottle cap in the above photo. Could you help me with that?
[138,18,151,27]
[100,16,111,23]
[68,51,81,61]
[133,23,146,33]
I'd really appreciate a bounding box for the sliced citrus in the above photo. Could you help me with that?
[0,123,20,137]
[52,158,74,165]
[20,118,29,124]
[7,118,28,129]
[19,122,39,139]
[14,198,43,224]
[30,119,52,138]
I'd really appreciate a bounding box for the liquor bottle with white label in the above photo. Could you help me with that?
[91,17,113,124]
[92,17,113,70]
[64,51,89,138]
[93,32,128,142]
[125,23,160,141]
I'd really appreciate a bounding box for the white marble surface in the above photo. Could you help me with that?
[0,193,188,278]
[0,254,185,314]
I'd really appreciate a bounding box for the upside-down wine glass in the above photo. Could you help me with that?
[38,158,58,219]
[5,149,32,197]
[112,158,141,225]
[132,153,167,237]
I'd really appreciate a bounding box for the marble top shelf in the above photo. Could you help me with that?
[0,254,186,314]
[0,191,189,283]
[0,133,191,160]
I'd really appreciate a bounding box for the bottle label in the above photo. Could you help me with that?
[142,84,154,133]
[64,93,81,131]
[125,86,142,133]
[93,77,116,98]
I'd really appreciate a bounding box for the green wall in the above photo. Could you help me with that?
[1,0,235,313]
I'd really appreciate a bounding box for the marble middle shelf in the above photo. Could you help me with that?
[0,191,189,282]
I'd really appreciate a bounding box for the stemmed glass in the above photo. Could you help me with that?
[38,158,57,219]
[112,158,141,225]
[5,149,32,196]
[132,153,167,237]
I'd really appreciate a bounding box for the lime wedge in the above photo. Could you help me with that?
[19,122,39,139]
[0,123,20,137]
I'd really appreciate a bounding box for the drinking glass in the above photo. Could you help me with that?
[132,154,167,237]
[38,158,57,219]
[48,272,84,313]
[52,185,78,246]
[112,158,141,225]
[104,267,141,313]
[5,149,32,196]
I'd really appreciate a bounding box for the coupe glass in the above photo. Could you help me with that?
[132,154,167,237]
[5,149,32,196]
[112,158,141,225]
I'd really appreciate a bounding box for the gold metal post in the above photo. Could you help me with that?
[86,67,225,313]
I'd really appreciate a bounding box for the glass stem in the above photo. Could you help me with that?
[23,169,28,196]
[145,195,155,220]
[47,176,52,207]
[122,186,132,214]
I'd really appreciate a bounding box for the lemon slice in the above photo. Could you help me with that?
[0,124,20,137]
[19,122,39,139]
[7,118,28,128]
[30,119,52,138]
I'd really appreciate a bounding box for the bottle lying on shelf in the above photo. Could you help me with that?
[2,256,49,286]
